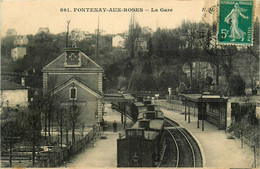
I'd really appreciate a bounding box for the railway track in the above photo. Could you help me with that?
[160,117,203,167]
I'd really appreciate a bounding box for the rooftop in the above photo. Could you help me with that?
[133,102,145,107]
[102,93,135,102]
[1,80,28,90]
[179,93,228,102]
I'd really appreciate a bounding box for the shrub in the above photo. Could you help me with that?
[229,75,245,96]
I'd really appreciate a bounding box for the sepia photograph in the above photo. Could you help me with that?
[0,0,259,168]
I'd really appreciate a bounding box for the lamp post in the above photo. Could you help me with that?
[251,145,256,168]
[6,100,9,111]
[59,109,63,151]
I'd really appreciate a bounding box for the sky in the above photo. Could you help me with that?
[1,0,208,36]
[1,0,259,36]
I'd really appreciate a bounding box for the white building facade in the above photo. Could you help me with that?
[112,35,125,48]
[11,47,26,61]
[1,81,28,108]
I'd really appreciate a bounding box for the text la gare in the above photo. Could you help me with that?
[151,8,173,12]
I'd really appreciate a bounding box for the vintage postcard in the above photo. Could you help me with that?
[1,0,260,168]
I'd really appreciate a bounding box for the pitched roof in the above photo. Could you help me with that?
[122,93,136,100]
[102,93,135,102]
[182,62,191,69]
[43,48,103,73]
[38,27,50,33]
[53,77,102,98]
[133,102,145,107]
[6,29,17,35]
[1,80,28,90]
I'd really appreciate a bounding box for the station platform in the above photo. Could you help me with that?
[161,107,257,168]
[66,103,256,168]
[66,103,133,168]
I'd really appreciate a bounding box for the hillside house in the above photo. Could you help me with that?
[112,35,125,48]
[135,38,148,52]
[38,27,50,34]
[6,29,17,36]
[71,29,91,41]
[11,47,26,61]
[182,61,214,79]
[14,35,29,46]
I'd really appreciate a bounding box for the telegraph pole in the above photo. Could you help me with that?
[130,13,135,58]
[66,20,70,47]
[96,16,100,56]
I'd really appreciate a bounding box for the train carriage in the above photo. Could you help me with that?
[130,102,146,120]
[117,105,165,167]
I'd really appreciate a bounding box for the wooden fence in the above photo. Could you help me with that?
[154,99,186,112]
[39,126,100,167]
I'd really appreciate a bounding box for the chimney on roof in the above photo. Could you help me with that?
[21,77,25,86]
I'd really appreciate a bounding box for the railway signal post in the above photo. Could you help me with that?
[202,104,204,131]
[185,99,187,121]
[188,101,191,123]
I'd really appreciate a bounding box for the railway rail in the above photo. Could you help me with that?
[160,117,203,167]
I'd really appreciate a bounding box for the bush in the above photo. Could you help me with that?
[229,75,245,96]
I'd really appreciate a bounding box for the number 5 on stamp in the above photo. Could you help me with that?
[217,0,254,46]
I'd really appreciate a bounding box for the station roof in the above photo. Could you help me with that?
[102,93,135,102]
[132,119,164,130]
[179,93,228,103]
[133,102,145,107]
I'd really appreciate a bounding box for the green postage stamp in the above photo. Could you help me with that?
[217,0,254,46]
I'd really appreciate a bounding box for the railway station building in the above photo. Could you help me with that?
[42,47,104,126]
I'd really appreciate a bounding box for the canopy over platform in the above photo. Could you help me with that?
[102,93,135,102]
[179,93,228,103]
[102,93,135,129]
[179,93,228,131]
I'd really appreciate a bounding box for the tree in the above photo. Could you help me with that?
[1,114,25,167]
[124,61,134,78]
[77,38,95,56]
[152,29,181,65]
[206,76,213,86]
[220,46,238,95]
[202,26,222,86]
[22,106,42,166]
[246,17,259,59]
[40,75,63,140]
[147,37,153,58]
[242,17,259,93]
[177,21,208,89]
[132,73,156,91]
[202,22,238,87]
[142,62,152,75]
[104,62,121,91]
[1,36,16,59]
[56,108,69,150]
[236,53,259,93]
[158,66,187,92]
[125,15,142,58]
[70,105,80,144]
